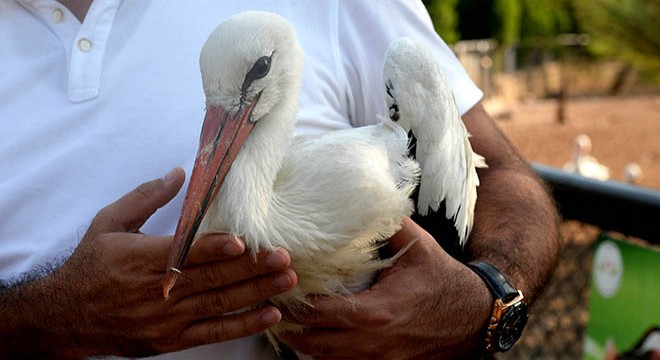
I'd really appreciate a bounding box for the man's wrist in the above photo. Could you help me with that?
[466,261,529,353]
[0,272,96,359]
[1,278,56,358]
[467,249,530,303]
[455,261,494,353]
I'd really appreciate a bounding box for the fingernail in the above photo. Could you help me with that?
[265,249,287,269]
[260,309,281,326]
[222,240,244,256]
[272,273,293,289]
[162,167,179,184]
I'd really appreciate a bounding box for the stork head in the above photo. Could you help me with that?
[200,11,303,121]
[163,11,303,298]
[574,134,593,155]
[383,37,444,131]
[382,37,457,134]
[623,163,643,184]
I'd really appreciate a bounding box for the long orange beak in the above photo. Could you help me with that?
[163,98,259,299]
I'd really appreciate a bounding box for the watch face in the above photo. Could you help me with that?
[496,302,529,351]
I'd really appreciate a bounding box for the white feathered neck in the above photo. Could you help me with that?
[198,11,304,246]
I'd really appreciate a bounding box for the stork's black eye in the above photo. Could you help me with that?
[241,55,272,96]
[249,56,271,80]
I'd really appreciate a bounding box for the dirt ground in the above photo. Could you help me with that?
[492,94,659,359]
[489,94,660,189]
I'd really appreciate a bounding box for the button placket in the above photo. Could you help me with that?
[67,0,123,102]
[17,0,124,102]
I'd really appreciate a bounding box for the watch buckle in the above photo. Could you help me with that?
[500,290,524,308]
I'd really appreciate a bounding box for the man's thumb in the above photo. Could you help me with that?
[92,167,185,233]
[387,217,432,254]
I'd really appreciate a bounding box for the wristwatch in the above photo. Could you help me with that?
[467,261,528,353]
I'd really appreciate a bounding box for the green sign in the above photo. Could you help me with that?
[583,234,659,359]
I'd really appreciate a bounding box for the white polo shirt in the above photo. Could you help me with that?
[0,0,482,358]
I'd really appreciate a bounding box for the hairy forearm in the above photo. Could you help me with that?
[0,272,91,359]
[463,103,561,302]
[467,166,560,302]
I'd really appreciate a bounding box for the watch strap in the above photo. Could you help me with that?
[468,260,527,353]
[467,261,518,301]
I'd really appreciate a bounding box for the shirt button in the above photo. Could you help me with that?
[78,38,93,52]
[51,8,64,23]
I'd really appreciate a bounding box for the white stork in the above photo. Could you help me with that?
[163,10,485,352]
[563,134,610,180]
[622,163,643,184]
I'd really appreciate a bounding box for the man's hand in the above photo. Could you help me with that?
[280,218,491,360]
[0,168,297,359]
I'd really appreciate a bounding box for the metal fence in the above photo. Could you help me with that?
[500,164,660,359]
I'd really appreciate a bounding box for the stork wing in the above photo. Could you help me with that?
[382,36,486,246]
[414,82,486,246]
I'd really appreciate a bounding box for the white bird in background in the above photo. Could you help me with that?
[563,134,610,180]
[163,11,485,353]
[623,163,643,185]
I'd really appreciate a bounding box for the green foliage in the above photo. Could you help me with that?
[425,0,578,44]
[520,0,576,39]
[521,0,554,38]
[494,0,521,45]
[423,0,460,43]
[422,0,658,83]
[574,0,660,82]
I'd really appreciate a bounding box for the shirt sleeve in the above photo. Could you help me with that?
[335,0,483,127]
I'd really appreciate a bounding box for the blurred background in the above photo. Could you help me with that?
[425,0,659,188]
[421,0,659,359]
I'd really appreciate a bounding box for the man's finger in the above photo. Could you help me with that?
[175,268,297,318]
[93,167,185,233]
[179,306,282,348]
[282,294,362,328]
[172,247,293,297]
[285,220,438,329]
[184,233,246,265]
[387,217,429,254]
